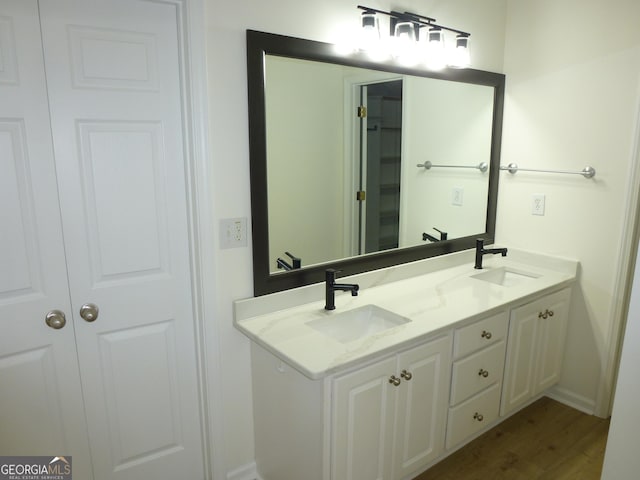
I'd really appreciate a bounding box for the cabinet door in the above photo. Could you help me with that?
[393,335,451,479]
[501,288,571,416]
[332,357,397,480]
[535,289,570,394]
[501,302,540,416]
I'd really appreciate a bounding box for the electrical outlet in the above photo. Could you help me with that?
[220,217,247,249]
[452,187,464,206]
[532,194,546,216]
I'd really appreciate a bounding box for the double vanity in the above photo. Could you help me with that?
[234,248,577,480]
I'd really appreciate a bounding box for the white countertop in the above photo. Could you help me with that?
[234,249,578,380]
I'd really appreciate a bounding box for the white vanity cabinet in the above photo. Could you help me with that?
[446,311,508,449]
[332,334,452,480]
[501,288,571,416]
[250,333,452,480]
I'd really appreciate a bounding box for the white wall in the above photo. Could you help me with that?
[498,0,640,414]
[203,0,508,474]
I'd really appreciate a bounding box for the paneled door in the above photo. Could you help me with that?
[0,1,93,477]
[0,1,205,479]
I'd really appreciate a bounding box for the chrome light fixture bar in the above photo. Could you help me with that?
[356,5,471,68]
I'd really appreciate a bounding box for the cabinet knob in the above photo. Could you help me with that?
[473,412,484,422]
[400,369,412,381]
[388,375,401,386]
[481,330,492,339]
[548,309,554,317]
[478,368,489,378]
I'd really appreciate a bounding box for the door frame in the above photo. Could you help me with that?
[597,86,640,417]
[164,0,222,477]
[343,73,405,258]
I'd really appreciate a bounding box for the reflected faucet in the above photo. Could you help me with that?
[474,238,508,269]
[325,269,359,310]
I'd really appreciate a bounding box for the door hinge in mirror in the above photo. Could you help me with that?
[357,106,367,118]
[356,191,366,201]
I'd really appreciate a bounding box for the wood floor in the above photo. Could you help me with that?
[413,396,610,480]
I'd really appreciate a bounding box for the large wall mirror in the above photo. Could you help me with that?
[247,30,505,296]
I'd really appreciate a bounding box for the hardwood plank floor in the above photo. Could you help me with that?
[413,397,610,480]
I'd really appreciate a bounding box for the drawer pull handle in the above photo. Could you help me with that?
[389,375,401,386]
[478,369,489,378]
[473,412,484,422]
[400,369,413,381]
[481,330,492,339]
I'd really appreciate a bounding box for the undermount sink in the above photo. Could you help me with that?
[306,305,411,343]
[471,266,540,287]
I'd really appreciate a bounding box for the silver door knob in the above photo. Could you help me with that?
[80,303,99,322]
[45,310,66,329]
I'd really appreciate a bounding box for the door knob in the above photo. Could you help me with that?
[45,310,66,329]
[80,303,99,322]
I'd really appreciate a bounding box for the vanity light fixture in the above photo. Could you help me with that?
[356,5,471,69]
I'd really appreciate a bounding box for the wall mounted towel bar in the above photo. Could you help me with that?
[499,163,596,179]
[416,161,488,172]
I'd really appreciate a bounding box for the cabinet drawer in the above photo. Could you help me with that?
[450,341,506,405]
[446,382,501,450]
[453,310,508,359]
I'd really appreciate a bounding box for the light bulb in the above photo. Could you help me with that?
[425,27,446,70]
[449,34,471,68]
[394,21,416,43]
[392,21,419,64]
[360,12,380,50]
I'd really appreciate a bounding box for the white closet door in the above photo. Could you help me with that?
[38,1,204,479]
[0,1,93,477]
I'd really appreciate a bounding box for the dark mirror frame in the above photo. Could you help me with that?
[247,30,505,296]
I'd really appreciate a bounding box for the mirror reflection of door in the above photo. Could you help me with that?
[359,80,403,254]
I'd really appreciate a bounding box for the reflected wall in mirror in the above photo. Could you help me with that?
[248,30,505,296]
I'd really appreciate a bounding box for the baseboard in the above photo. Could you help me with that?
[227,462,260,480]
[546,386,597,416]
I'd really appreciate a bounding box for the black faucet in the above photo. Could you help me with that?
[422,227,448,243]
[325,269,359,310]
[474,239,508,269]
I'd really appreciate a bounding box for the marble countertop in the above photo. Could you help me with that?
[234,249,578,380]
